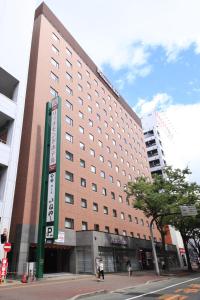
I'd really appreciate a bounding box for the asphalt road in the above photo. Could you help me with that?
[82,274,200,300]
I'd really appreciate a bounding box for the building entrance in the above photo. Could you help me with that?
[44,245,73,273]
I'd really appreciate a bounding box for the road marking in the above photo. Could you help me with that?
[124,276,200,300]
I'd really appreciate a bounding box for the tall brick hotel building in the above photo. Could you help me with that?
[10,3,177,275]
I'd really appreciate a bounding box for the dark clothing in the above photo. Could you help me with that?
[98,269,104,280]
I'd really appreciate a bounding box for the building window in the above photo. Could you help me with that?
[65,218,74,229]
[51,58,59,68]
[99,155,104,162]
[88,119,93,127]
[97,127,102,134]
[66,100,73,110]
[78,84,83,92]
[88,106,92,113]
[102,188,107,196]
[93,203,98,212]
[65,193,74,204]
[81,198,87,208]
[91,165,96,173]
[52,33,59,42]
[66,115,73,126]
[86,70,90,77]
[89,133,94,141]
[137,233,140,239]
[121,212,125,220]
[87,93,91,100]
[128,215,132,222]
[107,146,110,153]
[105,133,109,140]
[115,166,119,173]
[119,195,123,203]
[50,87,58,97]
[96,101,100,108]
[135,217,138,224]
[76,98,83,108]
[100,171,105,178]
[65,171,74,182]
[87,81,91,89]
[79,126,84,134]
[108,161,112,168]
[65,151,73,161]
[79,111,84,119]
[105,226,110,233]
[104,206,108,214]
[143,235,146,240]
[77,60,82,67]
[92,183,97,192]
[114,228,119,235]
[109,175,113,183]
[90,148,95,156]
[66,47,72,56]
[113,209,117,217]
[82,222,88,231]
[66,85,73,95]
[104,121,108,128]
[66,132,73,143]
[66,72,72,81]
[94,224,99,231]
[114,152,118,159]
[130,232,134,237]
[66,59,72,68]
[122,170,126,176]
[98,140,103,148]
[111,192,115,200]
[141,219,144,226]
[52,44,59,55]
[80,159,85,168]
[77,72,82,80]
[80,142,85,150]
[50,72,59,82]
[97,114,101,121]
[123,230,127,236]
[117,180,121,187]
[80,178,86,187]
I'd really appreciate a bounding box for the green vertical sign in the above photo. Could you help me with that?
[36,97,61,278]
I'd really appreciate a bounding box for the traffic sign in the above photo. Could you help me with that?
[3,242,11,253]
[180,205,197,217]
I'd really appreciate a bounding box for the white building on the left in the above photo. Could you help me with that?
[0,0,36,258]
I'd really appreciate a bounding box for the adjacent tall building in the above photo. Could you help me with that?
[142,111,186,268]
[10,3,178,275]
[0,0,35,259]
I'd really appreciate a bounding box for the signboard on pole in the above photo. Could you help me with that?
[45,97,61,242]
[3,242,11,253]
[180,205,197,217]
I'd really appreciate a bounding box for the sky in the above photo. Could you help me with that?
[41,0,200,183]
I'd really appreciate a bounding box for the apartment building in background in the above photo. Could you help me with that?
[10,3,178,275]
[0,0,35,260]
[142,111,186,268]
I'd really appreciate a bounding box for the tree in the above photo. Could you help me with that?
[126,174,174,270]
[126,166,200,271]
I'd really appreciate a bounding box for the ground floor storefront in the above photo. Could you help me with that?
[10,227,179,275]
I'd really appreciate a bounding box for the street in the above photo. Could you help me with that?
[82,274,200,300]
[0,272,200,300]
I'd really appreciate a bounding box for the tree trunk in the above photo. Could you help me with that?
[183,237,193,272]
[161,230,169,271]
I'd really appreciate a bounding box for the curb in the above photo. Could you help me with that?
[69,289,107,300]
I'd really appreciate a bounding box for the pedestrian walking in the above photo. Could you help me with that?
[98,259,104,281]
[127,260,132,277]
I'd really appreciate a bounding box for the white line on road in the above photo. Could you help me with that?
[124,276,200,300]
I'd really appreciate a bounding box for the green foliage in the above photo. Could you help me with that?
[126,166,200,270]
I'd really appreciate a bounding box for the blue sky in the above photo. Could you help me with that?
[42,0,200,183]
[103,45,200,106]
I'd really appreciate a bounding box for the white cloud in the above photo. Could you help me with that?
[45,0,200,69]
[134,93,200,184]
[134,93,172,115]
